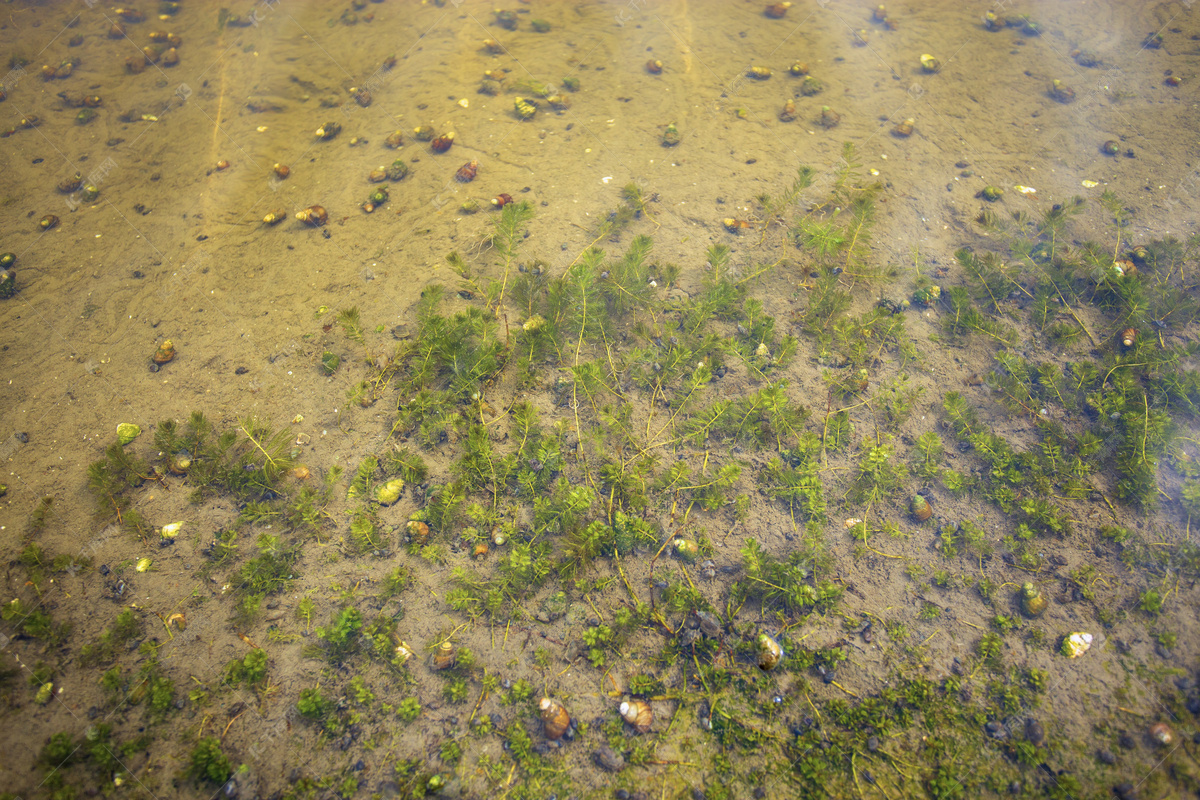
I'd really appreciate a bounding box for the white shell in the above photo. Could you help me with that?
[1062,631,1093,658]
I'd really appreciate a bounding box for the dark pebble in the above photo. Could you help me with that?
[1025,718,1045,746]
[692,790,705,800]
[866,735,879,751]
[753,787,767,799]
[1114,782,1136,800]
[1097,749,1116,765]
[98,564,109,575]
[614,791,629,800]
[1118,733,1136,750]
[15,432,28,443]
[235,366,248,375]
[985,721,1007,739]
[149,363,160,373]
[1007,782,1020,795]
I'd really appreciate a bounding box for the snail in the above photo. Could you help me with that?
[1061,631,1093,658]
[893,118,914,137]
[983,11,1004,31]
[406,520,430,544]
[153,340,176,365]
[0,268,16,299]
[39,214,59,231]
[413,125,435,141]
[491,193,514,208]
[482,38,504,54]
[764,2,792,18]
[58,173,83,193]
[315,121,341,140]
[109,22,126,38]
[872,4,888,22]
[778,99,796,122]
[818,106,840,128]
[455,160,479,183]
[788,62,809,77]
[125,54,148,74]
[375,478,404,505]
[514,97,538,120]
[273,163,290,179]
[263,209,287,225]
[757,633,783,671]
[162,47,179,67]
[295,206,328,226]
[1048,80,1075,103]
[1101,140,1119,156]
[920,53,940,72]
[978,186,1004,202]
[353,89,371,107]
[1120,327,1136,348]
[645,59,663,75]
[673,537,699,562]
[619,699,653,733]
[142,46,161,64]
[1149,722,1175,746]
[387,159,409,181]
[910,494,932,522]
[473,541,489,559]
[215,159,230,171]
[539,697,571,740]
[661,122,680,146]
[384,130,404,148]
[800,76,823,96]
[747,66,772,80]
[431,132,455,153]
[431,641,457,670]
[1019,582,1047,617]
[368,167,389,183]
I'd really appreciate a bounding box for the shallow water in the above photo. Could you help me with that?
[2,1,1199,798]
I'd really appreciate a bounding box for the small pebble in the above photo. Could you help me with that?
[1097,749,1116,765]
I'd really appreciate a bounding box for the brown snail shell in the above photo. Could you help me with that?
[406,519,430,544]
[619,699,653,733]
[431,641,456,670]
[778,99,796,122]
[39,215,59,231]
[1019,582,1046,618]
[910,494,932,522]
[263,208,287,225]
[431,132,455,153]
[161,47,179,67]
[893,118,914,137]
[764,3,792,19]
[58,173,83,193]
[646,59,663,75]
[1149,722,1175,746]
[109,22,127,39]
[539,697,571,740]
[384,130,404,148]
[368,167,389,183]
[125,55,147,74]
[1120,327,1136,348]
[273,163,290,179]
[295,205,327,226]
[757,633,783,671]
[152,339,176,365]
[473,541,489,559]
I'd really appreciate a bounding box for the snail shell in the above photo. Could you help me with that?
[619,699,653,733]
[1120,327,1136,348]
[431,132,455,153]
[910,494,932,522]
[778,99,796,122]
[764,2,792,18]
[539,697,571,740]
[1019,582,1046,618]
[295,205,327,226]
[273,163,290,179]
[893,118,914,137]
[473,541,489,558]
[757,633,783,671]
[1149,722,1175,746]
[263,208,287,225]
[407,520,430,544]
[384,130,404,148]
[161,47,179,67]
[431,641,456,670]
[153,339,176,365]
[646,59,663,75]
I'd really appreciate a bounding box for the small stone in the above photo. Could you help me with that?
[1097,749,1116,765]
